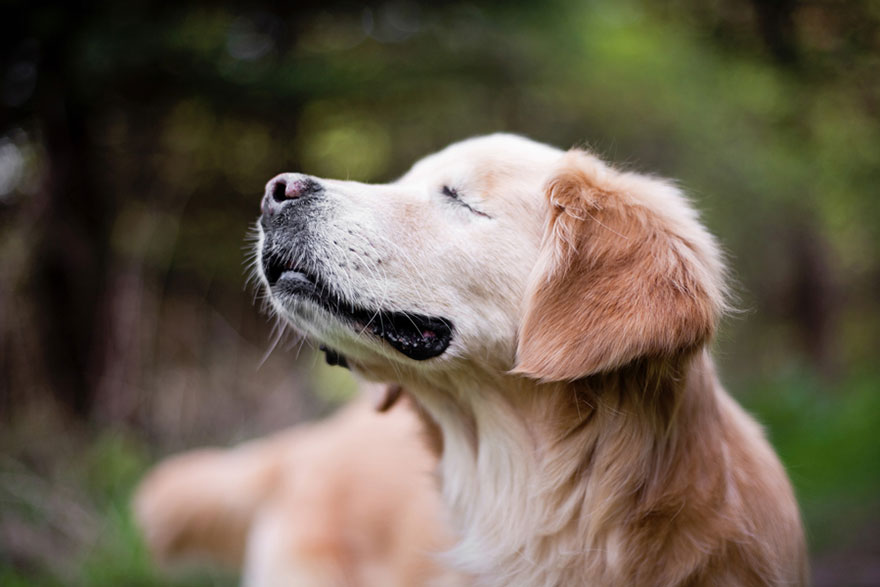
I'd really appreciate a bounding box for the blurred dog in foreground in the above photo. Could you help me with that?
[136,134,807,586]
[134,388,461,586]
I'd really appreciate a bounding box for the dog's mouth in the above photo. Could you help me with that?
[262,252,453,361]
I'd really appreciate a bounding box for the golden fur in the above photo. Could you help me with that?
[134,394,462,586]
[325,139,806,585]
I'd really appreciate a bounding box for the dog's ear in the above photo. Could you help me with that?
[513,150,726,382]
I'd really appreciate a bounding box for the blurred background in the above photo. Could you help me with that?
[1,0,878,585]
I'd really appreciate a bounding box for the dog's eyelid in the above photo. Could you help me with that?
[439,185,492,219]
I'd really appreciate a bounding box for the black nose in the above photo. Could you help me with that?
[261,173,322,216]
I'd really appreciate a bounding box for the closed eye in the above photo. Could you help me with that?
[441,186,491,218]
[442,185,461,199]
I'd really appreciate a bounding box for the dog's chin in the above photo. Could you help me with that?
[262,254,453,362]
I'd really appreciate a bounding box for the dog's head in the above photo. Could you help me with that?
[256,134,726,382]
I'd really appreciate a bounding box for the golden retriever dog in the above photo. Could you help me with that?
[250,134,807,586]
[134,389,462,586]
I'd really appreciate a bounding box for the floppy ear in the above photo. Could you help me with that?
[513,150,726,381]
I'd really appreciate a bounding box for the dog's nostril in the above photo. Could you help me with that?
[272,180,287,203]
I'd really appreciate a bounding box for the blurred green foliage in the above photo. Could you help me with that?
[1,0,879,584]
[1,430,236,587]
[748,371,880,550]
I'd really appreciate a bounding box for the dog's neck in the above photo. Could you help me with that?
[402,350,729,586]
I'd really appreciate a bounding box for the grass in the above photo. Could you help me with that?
[1,429,237,587]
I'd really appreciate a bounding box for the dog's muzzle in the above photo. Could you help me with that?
[257,173,455,362]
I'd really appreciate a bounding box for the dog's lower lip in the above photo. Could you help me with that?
[262,252,453,360]
[362,313,452,360]
[277,270,310,284]
[262,251,317,289]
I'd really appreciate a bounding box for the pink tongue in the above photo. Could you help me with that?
[422,330,436,339]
